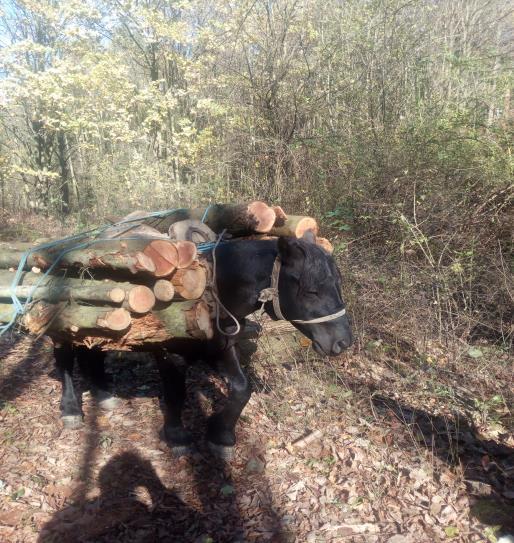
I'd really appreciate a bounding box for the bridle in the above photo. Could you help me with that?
[258,256,347,324]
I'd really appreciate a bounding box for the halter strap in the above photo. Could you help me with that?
[258,256,346,324]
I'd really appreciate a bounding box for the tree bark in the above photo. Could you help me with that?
[4,302,132,334]
[0,270,137,305]
[1,297,213,348]
[0,239,168,275]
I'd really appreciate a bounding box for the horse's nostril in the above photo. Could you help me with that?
[333,337,350,354]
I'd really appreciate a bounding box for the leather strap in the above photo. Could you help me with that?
[258,256,346,324]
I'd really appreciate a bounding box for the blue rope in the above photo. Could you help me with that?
[0,207,187,336]
[200,205,212,224]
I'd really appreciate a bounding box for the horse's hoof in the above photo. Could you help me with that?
[62,415,83,429]
[97,395,120,410]
[208,441,235,460]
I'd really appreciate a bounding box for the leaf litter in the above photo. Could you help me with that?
[0,324,512,542]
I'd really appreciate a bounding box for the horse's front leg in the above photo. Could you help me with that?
[76,347,119,410]
[156,352,194,456]
[54,342,83,429]
[207,344,252,459]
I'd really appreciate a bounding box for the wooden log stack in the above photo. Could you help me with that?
[0,200,330,350]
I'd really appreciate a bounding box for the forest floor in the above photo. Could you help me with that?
[0,321,512,543]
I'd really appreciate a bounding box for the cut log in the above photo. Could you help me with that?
[143,240,178,277]
[316,237,334,254]
[153,279,175,302]
[81,299,213,349]
[270,215,319,238]
[109,287,126,304]
[127,285,155,314]
[0,239,159,275]
[96,308,132,331]
[2,297,212,347]
[0,271,137,305]
[175,241,197,269]
[171,265,207,300]
[17,302,132,335]
[246,201,277,233]
[142,202,276,236]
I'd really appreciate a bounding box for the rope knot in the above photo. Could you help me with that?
[258,288,278,303]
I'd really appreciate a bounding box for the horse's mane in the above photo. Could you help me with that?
[296,240,342,292]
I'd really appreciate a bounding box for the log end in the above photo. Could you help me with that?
[247,201,277,233]
[315,237,334,254]
[128,285,156,314]
[144,240,178,277]
[98,308,132,331]
[172,266,207,300]
[153,279,175,302]
[109,287,126,304]
[134,251,156,273]
[175,241,197,269]
[296,217,319,238]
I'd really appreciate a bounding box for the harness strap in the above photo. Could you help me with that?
[258,256,346,324]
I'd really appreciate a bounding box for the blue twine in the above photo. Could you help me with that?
[200,205,212,224]
[0,207,188,336]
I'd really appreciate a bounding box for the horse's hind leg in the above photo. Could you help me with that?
[76,347,119,410]
[156,352,193,456]
[55,342,83,429]
[206,344,251,459]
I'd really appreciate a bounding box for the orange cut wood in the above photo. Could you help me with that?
[153,279,175,302]
[171,266,207,299]
[315,237,334,254]
[175,241,197,269]
[108,287,126,303]
[143,240,178,277]
[100,308,132,331]
[134,251,156,273]
[247,201,277,233]
[127,285,156,314]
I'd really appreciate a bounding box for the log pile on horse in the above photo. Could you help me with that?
[0,202,351,458]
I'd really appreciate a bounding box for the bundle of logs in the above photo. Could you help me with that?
[0,202,331,350]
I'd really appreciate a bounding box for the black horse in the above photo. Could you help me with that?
[55,234,352,457]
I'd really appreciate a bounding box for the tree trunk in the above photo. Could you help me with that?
[57,131,71,215]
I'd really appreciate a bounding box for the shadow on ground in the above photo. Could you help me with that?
[372,394,514,535]
[35,337,284,542]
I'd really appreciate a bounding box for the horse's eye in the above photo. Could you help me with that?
[306,290,318,296]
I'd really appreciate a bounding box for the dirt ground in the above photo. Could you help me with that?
[0,322,513,543]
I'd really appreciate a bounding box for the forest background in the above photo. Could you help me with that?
[0,0,512,348]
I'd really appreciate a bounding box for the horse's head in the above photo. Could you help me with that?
[276,234,352,356]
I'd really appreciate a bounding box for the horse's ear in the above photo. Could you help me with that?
[302,229,316,244]
[277,236,304,262]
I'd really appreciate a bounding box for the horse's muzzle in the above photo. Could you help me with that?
[312,333,352,357]
[331,336,352,355]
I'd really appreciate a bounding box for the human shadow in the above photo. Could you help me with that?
[38,449,205,543]
[371,394,514,534]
